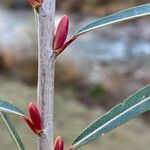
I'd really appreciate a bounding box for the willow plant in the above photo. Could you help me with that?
[0,0,150,150]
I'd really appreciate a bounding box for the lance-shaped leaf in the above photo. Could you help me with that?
[74,3,150,37]
[55,4,150,56]
[1,112,25,150]
[71,84,150,149]
[0,100,24,116]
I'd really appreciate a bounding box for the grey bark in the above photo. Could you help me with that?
[37,0,56,150]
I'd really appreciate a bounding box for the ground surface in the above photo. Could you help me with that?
[0,76,149,150]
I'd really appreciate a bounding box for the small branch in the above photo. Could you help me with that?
[37,0,56,150]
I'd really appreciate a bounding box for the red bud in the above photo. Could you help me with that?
[53,15,69,52]
[23,102,43,136]
[54,136,64,150]
[28,103,42,131]
[28,0,42,9]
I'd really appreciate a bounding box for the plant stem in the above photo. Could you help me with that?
[37,0,56,150]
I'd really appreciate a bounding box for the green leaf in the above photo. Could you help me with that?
[1,112,25,150]
[0,100,24,116]
[72,84,150,149]
[75,3,150,36]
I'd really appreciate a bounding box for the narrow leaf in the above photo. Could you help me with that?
[72,84,150,149]
[75,3,150,36]
[1,112,25,150]
[0,100,24,116]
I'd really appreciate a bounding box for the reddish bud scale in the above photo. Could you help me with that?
[23,102,43,136]
[28,103,42,131]
[28,0,42,9]
[54,15,69,51]
[54,136,64,150]
[23,117,38,134]
[54,36,77,55]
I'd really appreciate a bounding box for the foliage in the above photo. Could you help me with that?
[71,84,150,149]
[0,2,150,150]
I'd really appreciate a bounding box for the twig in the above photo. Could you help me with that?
[37,0,56,150]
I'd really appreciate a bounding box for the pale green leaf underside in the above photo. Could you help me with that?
[75,3,150,36]
[0,100,24,116]
[1,112,25,150]
[72,84,150,149]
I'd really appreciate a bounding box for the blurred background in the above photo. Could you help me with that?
[0,0,150,150]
